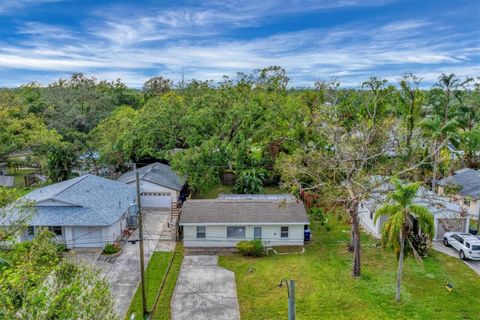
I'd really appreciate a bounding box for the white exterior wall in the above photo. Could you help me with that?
[468,200,480,219]
[182,224,305,247]
[127,180,179,207]
[358,204,387,238]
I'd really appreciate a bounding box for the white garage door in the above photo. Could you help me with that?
[141,192,172,208]
[72,227,104,248]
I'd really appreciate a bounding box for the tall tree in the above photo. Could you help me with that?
[374,179,434,302]
[398,74,423,154]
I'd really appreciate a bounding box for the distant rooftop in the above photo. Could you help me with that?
[0,176,14,187]
[117,162,185,191]
[437,168,480,199]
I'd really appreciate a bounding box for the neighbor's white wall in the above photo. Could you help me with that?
[182,224,305,247]
[468,200,480,219]
[358,204,381,238]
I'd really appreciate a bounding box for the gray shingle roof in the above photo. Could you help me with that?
[437,168,480,199]
[117,163,185,191]
[0,176,14,187]
[364,184,464,217]
[18,174,136,227]
[180,199,309,224]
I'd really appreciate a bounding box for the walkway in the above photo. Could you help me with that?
[171,255,240,320]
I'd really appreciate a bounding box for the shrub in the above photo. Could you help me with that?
[233,168,266,194]
[103,243,120,254]
[236,240,264,257]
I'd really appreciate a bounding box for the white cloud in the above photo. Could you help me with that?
[0,2,478,88]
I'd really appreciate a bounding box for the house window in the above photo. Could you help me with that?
[196,226,206,239]
[227,226,246,238]
[48,226,63,236]
[27,226,34,236]
[281,226,289,238]
[464,199,471,206]
[369,210,373,220]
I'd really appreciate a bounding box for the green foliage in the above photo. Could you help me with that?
[46,142,76,182]
[125,251,174,319]
[236,240,265,257]
[0,187,34,241]
[233,168,266,194]
[103,243,120,254]
[219,218,480,319]
[375,179,434,256]
[0,229,116,319]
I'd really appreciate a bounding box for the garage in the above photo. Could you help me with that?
[436,218,467,240]
[73,227,104,248]
[141,192,172,208]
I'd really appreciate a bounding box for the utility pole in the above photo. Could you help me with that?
[135,164,148,317]
[288,280,295,320]
[279,279,296,320]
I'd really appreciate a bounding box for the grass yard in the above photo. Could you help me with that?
[150,248,184,320]
[219,217,480,320]
[195,184,286,199]
[125,251,174,320]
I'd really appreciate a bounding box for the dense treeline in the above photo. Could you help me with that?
[1,67,478,193]
[1,67,479,280]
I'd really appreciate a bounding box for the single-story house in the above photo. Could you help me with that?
[437,168,480,219]
[359,182,469,240]
[0,175,14,188]
[180,194,309,248]
[117,162,186,209]
[10,174,136,249]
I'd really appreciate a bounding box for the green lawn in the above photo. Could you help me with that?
[219,218,480,320]
[195,184,286,199]
[150,248,184,320]
[6,168,47,197]
[125,251,174,320]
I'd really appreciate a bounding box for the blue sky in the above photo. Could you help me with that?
[0,0,479,87]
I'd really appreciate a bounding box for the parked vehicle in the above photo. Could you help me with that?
[443,232,480,260]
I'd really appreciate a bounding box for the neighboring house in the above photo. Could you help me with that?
[359,183,469,240]
[0,175,14,188]
[180,194,309,249]
[117,162,186,209]
[437,168,480,220]
[11,174,136,249]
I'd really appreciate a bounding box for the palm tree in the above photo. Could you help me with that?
[374,179,434,302]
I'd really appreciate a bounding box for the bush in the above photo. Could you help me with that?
[236,240,264,257]
[103,243,120,254]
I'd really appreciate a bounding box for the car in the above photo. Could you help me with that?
[443,232,480,260]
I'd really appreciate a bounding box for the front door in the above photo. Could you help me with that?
[254,227,262,240]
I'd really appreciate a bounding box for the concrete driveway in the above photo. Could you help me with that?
[97,209,171,319]
[171,256,240,320]
[432,241,480,275]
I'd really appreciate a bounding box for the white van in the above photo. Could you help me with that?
[443,232,480,260]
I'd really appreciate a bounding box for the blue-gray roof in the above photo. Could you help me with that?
[19,175,136,227]
[117,162,185,191]
[437,168,480,199]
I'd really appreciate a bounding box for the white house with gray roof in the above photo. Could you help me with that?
[117,162,185,209]
[12,174,136,249]
[437,168,480,220]
[359,183,470,240]
[180,194,309,249]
